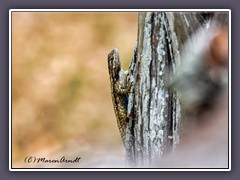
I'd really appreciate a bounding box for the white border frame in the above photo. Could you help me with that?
[9,9,231,171]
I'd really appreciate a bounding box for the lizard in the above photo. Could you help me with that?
[107,48,131,144]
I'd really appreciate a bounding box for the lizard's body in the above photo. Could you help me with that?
[108,48,131,144]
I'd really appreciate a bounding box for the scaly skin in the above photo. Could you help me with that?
[108,48,131,144]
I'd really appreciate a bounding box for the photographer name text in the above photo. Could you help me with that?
[24,156,81,164]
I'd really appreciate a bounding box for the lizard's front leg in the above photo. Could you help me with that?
[114,82,131,95]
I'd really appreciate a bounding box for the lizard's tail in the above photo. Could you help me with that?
[117,119,127,145]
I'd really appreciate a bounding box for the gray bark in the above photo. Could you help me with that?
[125,12,204,167]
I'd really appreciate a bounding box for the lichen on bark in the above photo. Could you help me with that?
[125,12,196,167]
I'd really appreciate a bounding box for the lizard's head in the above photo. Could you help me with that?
[108,48,121,81]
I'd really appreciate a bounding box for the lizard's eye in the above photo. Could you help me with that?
[109,55,114,62]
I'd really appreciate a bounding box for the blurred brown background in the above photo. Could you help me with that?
[12,12,138,168]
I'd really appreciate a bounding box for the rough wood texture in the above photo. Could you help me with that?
[123,11,229,167]
[125,12,204,167]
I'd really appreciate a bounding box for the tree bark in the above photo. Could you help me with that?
[125,12,205,167]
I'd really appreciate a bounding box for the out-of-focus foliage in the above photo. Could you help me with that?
[12,12,138,167]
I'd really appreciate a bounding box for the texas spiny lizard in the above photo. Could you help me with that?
[108,48,131,144]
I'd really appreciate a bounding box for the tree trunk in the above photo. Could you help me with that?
[125,12,204,167]
[124,11,229,167]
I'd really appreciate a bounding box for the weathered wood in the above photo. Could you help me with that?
[125,12,210,167]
